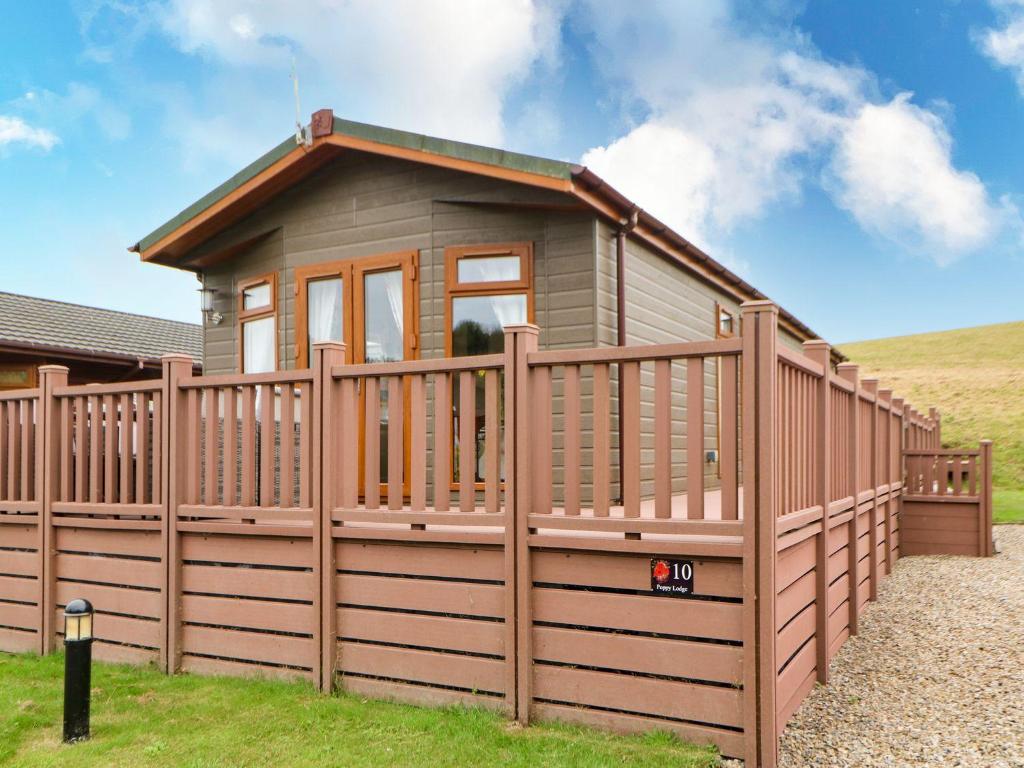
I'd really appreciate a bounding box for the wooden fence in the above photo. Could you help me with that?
[0,301,990,767]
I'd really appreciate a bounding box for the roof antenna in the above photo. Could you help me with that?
[291,57,311,147]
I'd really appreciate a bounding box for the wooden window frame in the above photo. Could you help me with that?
[0,363,37,391]
[444,242,535,357]
[444,242,533,490]
[237,271,279,373]
[295,251,419,498]
[295,251,419,368]
[715,301,736,339]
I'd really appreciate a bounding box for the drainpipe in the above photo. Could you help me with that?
[616,207,640,503]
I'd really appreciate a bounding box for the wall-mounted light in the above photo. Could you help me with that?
[198,285,223,325]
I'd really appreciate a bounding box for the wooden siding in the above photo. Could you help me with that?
[197,152,596,375]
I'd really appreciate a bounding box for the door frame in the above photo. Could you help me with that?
[295,250,419,499]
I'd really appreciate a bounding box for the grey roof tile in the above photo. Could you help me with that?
[0,292,202,363]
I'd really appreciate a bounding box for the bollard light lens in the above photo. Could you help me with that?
[63,599,94,642]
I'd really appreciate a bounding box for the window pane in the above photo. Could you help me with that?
[307,277,344,363]
[457,255,521,283]
[719,311,734,335]
[451,294,527,356]
[243,316,275,373]
[243,282,271,310]
[364,270,404,363]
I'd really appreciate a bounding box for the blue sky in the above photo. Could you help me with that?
[2,0,1023,343]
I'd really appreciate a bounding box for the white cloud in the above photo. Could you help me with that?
[975,0,1024,92]
[577,0,1008,264]
[0,115,59,151]
[829,94,999,264]
[156,0,560,148]
[12,83,132,142]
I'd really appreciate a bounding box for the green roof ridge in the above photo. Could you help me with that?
[134,117,574,254]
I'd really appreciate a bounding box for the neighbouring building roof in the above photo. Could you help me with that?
[0,292,203,364]
[129,109,828,346]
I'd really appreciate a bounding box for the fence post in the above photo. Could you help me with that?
[162,354,193,674]
[313,342,345,692]
[861,379,879,602]
[836,363,859,636]
[503,324,538,723]
[740,301,778,768]
[37,365,68,654]
[980,440,993,557]
[929,407,940,449]
[803,341,831,684]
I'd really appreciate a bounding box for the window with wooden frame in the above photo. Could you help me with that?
[445,242,533,486]
[238,272,278,373]
[0,363,36,391]
[715,302,736,338]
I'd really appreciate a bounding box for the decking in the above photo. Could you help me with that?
[0,300,991,768]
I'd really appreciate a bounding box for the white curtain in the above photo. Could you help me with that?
[490,294,527,329]
[307,278,343,360]
[382,270,403,338]
[243,316,274,373]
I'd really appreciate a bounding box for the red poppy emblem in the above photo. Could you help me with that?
[653,560,670,583]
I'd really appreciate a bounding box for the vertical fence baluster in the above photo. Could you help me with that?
[136,393,149,504]
[259,384,274,507]
[280,385,295,507]
[721,355,738,520]
[621,361,640,518]
[222,388,236,507]
[340,378,358,509]
[88,395,100,503]
[484,369,500,514]
[687,357,705,519]
[388,375,404,511]
[204,389,217,506]
[241,386,255,507]
[593,363,609,517]
[300,382,312,508]
[186,389,199,506]
[654,359,671,519]
[458,371,475,513]
[364,377,380,510]
[433,373,450,512]
[103,394,115,504]
[410,375,427,512]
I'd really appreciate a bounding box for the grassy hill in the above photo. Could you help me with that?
[842,320,1024,523]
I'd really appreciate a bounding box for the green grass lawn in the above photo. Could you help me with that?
[842,320,1024,524]
[0,652,716,768]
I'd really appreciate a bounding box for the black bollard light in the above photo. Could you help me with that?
[62,598,94,743]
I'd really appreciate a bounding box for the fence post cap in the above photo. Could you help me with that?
[739,300,778,314]
[877,388,892,401]
[312,341,346,352]
[802,339,830,350]
[37,364,70,374]
[160,353,194,363]
[861,378,879,393]
[980,439,993,446]
[502,323,540,335]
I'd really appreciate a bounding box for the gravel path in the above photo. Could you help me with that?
[773,525,1024,767]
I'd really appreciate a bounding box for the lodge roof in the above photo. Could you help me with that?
[0,291,203,365]
[130,110,829,347]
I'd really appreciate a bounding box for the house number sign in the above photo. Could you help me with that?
[650,558,694,597]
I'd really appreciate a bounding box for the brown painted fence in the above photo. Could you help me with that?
[0,302,991,767]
